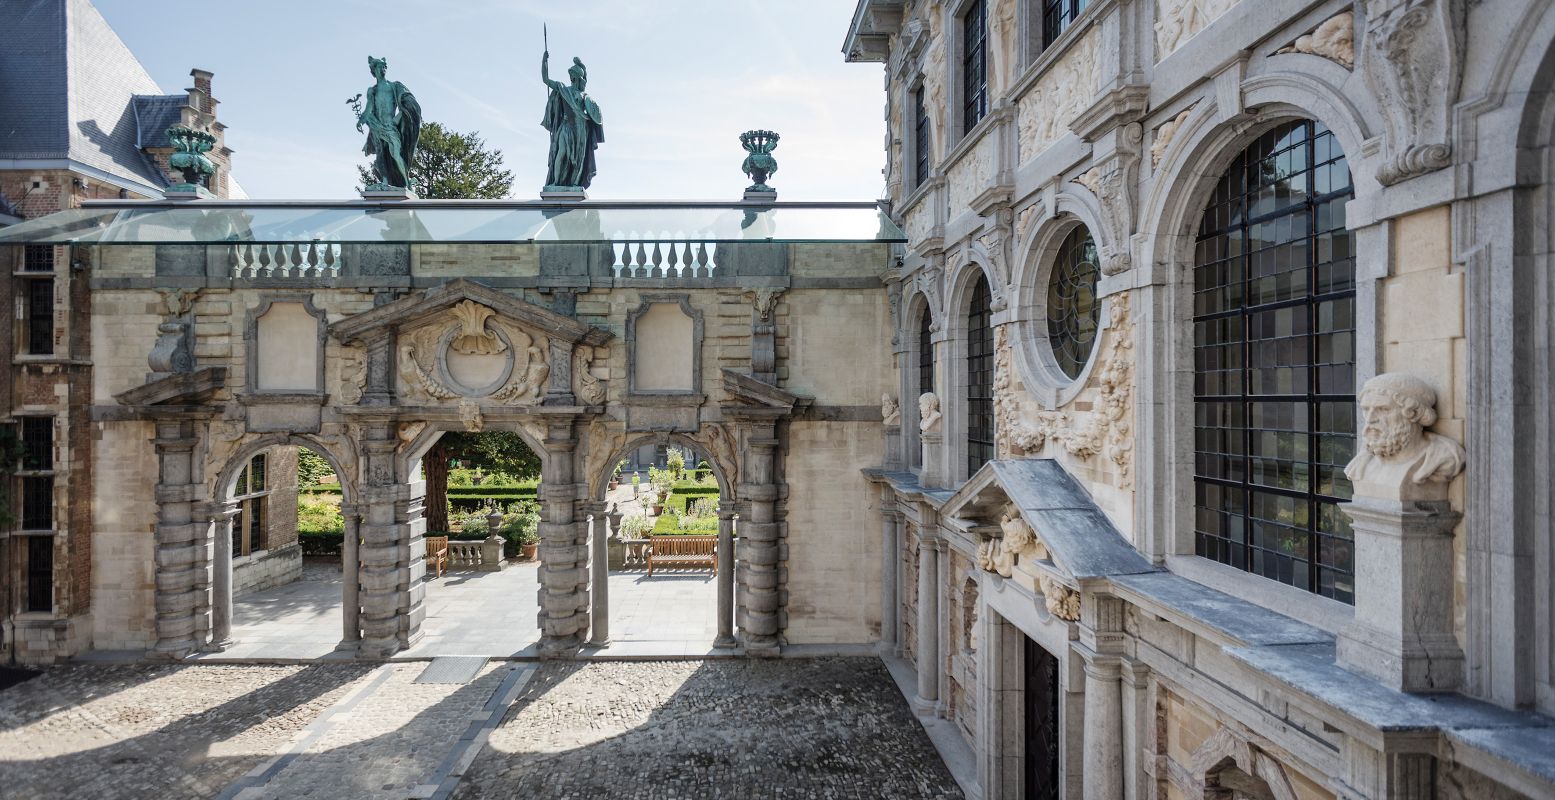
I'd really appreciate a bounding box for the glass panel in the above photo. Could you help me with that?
[1191,120,1356,601]
[967,277,995,475]
[27,278,53,356]
[27,535,54,612]
[1046,227,1100,379]
[20,417,52,470]
[0,203,909,245]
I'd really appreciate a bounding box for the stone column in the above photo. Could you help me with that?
[1119,659,1151,800]
[588,514,609,646]
[914,530,940,712]
[537,417,588,656]
[339,503,362,647]
[356,421,423,658]
[207,503,239,650]
[151,418,208,658]
[715,509,737,648]
[935,538,951,718]
[1337,373,1468,692]
[735,416,785,656]
[1079,648,1124,800]
[879,500,899,654]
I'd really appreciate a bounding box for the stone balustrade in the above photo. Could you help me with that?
[228,242,343,280]
[609,233,718,278]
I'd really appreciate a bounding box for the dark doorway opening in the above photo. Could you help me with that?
[1024,634,1060,800]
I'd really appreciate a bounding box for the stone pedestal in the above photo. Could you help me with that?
[920,431,943,489]
[541,188,587,201]
[360,187,416,200]
[1338,497,1464,691]
[883,424,903,472]
[479,535,506,572]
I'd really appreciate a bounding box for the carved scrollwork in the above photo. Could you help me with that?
[573,346,607,406]
[1362,0,1464,186]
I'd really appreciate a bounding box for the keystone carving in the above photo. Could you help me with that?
[1362,0,1464,185]
[1343,372,1465,502]
[1276,10,1355,69]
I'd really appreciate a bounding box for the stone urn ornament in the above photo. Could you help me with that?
[740,129,779,194]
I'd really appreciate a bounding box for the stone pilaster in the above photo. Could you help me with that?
[151,419,209,659]
[879,499,900,654]
[716,509,738,648]
[914,528,940,712]
[537,417,588,656]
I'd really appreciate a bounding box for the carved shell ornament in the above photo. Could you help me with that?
[450,300,506,355]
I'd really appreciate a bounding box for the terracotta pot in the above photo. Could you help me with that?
[650,504,664,516]
[521,543,538,561]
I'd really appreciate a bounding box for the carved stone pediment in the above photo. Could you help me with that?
[329,278,612,407]
[943,459,1156,620]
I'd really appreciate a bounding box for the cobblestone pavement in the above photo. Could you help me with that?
[456,658,964,799]
[0,663,373,800]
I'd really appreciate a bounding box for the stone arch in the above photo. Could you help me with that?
[902,290,935,465]
[395,419,548,486]
[215,432,356,504]
[587,430,736,504]
[1008,202,1115,408]
[942,251,1000,482]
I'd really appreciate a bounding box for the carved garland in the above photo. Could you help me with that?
[994,293,1134,486]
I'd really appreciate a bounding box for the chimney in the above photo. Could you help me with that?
[189,68,214,114]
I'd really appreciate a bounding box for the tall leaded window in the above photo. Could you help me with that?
[962,0,988,134]
[26,535,54,612]
[967,276,995,476]
[25,277,54,355]
[1048,227,1100,380]
[1042,0,1089,49]
[231,454,269,557]
[914,86,932,187]
[919,309,935,400]
[23,245,55,272]
[1192,120,1357,603]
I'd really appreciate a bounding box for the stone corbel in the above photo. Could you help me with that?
[1362,0,1464,185]
[1083,124,1143,277]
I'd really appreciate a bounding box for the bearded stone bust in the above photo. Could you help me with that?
[1343,373,1465,502]
[918,392,942,434]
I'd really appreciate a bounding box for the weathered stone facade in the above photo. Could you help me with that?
[849,0,1555,797]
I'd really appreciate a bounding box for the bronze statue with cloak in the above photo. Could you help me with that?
[355,55,422,191]
[540,50,604,191]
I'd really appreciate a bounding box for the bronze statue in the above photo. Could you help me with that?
[540,47,604,191]
[353,55,422,191]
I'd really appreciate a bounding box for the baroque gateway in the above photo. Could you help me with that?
[0,1,1549,799]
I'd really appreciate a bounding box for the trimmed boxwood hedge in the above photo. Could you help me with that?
[299,529,535,559]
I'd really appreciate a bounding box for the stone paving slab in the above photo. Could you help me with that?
[0,663,374,800]
[454,658,964,799]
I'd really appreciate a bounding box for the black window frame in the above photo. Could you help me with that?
[21,475,53,531]
[914,85,932,188]
[232,454,270,557]
[26,535,54,612]
[1041,0,1089,50]
[20,417,53,471]
[1190,119,1357,604]
[961,0,989,135]
[1047,227,1101,380]
[25,277,54,356]
[966,276,995,476]
[22,244,55,272]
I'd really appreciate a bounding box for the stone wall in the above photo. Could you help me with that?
[233,544,303,597]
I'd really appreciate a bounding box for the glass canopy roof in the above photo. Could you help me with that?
[0,200,906,245]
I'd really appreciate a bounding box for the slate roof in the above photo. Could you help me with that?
[132,94,185,149]
[0,0,183,194]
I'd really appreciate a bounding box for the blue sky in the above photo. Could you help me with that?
[94,0,886,201]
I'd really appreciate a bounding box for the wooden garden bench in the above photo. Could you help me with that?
[426,535,449,578]
[646,535,717,576]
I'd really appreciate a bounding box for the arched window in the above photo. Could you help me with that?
[1191,120,1356,603]
[967,276,995,476]
[919,308,935,400]
[1047,227,1100,380]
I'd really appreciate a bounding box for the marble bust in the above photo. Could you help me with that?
[881,393,901,427]
[918,392,942,434]
[1343,373,1465,502]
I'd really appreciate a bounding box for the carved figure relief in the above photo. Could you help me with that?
[1039,575,1081,621]
[1343,373,1465,499]
[396,307,551,405]
[915,263,946,333]
[158,288,200,319]
[993,294,1135,486]
[1017,30,1100,159]
[1276,10,1355,68]
[337,346,368,405]
[1154,0,1239,61]
[882,394,902,427]
[918,392,943,434]
[974,506,1082,621]
[1150,105,1194,169]
[744,287,784,323]
[573,346,607,405]
[1362,0,1464,185]
[703,423,741,489]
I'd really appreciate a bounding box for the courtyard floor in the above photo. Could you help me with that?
[211,559,720,661]
[0,658,962,800]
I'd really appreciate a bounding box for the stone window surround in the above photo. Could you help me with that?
[943,0,992,145]
[1010,212,1111,408]
[902,294,935,474]
[941,258,1001,486]
[1146,112,1378,638]
[623,293,704,401]
[903,73,934,195]
[243,294,328,397]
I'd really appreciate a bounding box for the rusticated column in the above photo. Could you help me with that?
[537,417,588,656]
[734,417,784,656]
[914,529,940,712]
[356,421,424,658]
[715,509,737,648]
[152,418,209,659]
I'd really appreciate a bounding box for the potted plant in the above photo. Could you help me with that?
[648,465,674,515]
[609,459,626,490]
[517,526,540,561]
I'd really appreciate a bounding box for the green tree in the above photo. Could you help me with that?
[296,448,335,487]
[357,121,514,199]
[423,432,542,534]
